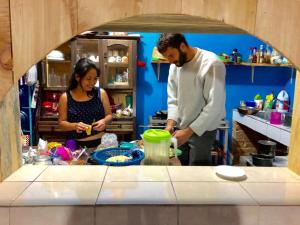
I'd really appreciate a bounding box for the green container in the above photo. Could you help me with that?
[143,129,171,143]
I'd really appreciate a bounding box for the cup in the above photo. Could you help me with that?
[270,111,284,125]
[65,139,76,151]
[86,125,92,135]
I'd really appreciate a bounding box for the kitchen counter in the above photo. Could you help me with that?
[233,109,290,146]
[1,165,300,225]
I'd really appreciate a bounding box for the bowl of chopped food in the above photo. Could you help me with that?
[92,147,144,166]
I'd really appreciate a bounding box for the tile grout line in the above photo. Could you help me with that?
[166,166,180,225]
[238,182,260,206]
[94,166,109,206]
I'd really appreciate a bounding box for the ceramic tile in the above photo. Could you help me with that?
[282,168,300,182]
[242,167,300,182]
[0,207,9,225]
[0,182,31,206]
[105,166,170,182]
[12,182,102,206]
[241,182,300,205]
[259,206,300,225]
[4,165,48,181]
[167,166,224,182]
[95,206,177,225]
[36,165,107,181]
[10,206,94,225]
[97,182,176,204]
[179,206,258,225]
[173,182,257,205]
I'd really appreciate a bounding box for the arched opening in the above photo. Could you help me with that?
[2,1,300,179]
[16,15,296,168]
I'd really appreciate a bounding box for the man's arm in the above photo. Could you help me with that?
[166,65,178,133]
[189,60,226,136]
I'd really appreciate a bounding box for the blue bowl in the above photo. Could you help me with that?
[92,147,144,166]
[245,101,256,107]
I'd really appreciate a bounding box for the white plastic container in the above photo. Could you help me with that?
[276,90,289,113]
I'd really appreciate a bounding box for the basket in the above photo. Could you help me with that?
[92,147,144,166]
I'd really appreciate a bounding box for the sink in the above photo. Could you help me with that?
[253,111,269,120]
[253,111,292,127]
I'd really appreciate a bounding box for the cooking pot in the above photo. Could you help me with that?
[251,153,274,167]
[257,140,276,156]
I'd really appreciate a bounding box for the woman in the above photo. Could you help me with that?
[58,58,112,148]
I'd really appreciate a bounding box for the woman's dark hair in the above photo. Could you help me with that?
[157,33,189,54]
[68,58,100,96]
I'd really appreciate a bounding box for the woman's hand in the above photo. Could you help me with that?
[92,119,106,131]
[75,122,89,133]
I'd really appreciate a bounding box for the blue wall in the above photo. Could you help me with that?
[136,33,296,150]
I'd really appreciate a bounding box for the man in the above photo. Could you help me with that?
[157,33,226,165]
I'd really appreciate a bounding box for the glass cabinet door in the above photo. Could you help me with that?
[101,40,134,89]
[72,39,100,68]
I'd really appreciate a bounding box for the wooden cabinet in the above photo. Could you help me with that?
[38,35,139,142]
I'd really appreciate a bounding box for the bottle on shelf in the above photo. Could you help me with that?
[252,47,257,63]
[259,45,265,64]
[264,45,271,64]
[248,47,253,63]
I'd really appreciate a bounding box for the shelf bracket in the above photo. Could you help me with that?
[251,65,255,83]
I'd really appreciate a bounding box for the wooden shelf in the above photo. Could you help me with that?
[105,62,128,67]
[46,59,71,63]
[43,87,67,91]
[152,60,293,67]
[151,60,169,64]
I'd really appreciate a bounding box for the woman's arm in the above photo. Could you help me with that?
[58,93,87,132]
[92,89,112,131]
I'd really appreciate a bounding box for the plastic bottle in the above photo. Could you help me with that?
[276,90,289,113]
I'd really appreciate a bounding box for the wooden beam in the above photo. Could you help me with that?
[288,70,300,175]
[10,0,78,82]
[0,84,22,181]
[255,0,300,71]
[0,0,13,102]
[181,0,257,34]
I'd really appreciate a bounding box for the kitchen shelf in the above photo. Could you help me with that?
[105,62,129,67]
[43,87,67,91]
[46,59,71,63]
[151,60,294,81]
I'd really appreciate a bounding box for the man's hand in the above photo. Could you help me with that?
[172,127,194,146]
[165,125,174,134]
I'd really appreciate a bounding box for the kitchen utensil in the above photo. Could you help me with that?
[76,147,87,160]
[142,129,177,165]
[251,153,274,167]
[257,140,276,156]
[237,107,259,115]
[215,165,247,181]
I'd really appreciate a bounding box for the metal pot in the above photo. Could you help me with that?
[252,153,274,167]
[257,140,276,156]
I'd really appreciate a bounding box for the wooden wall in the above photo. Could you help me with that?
[0,0,13,102]
[0,83,22,181]
[0,0,300,179]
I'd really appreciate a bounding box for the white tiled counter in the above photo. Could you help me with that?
[1,165,300,225]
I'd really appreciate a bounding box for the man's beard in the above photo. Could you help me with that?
[175,49,188,67]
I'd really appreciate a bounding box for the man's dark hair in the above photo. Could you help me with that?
[157,33,189,54]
